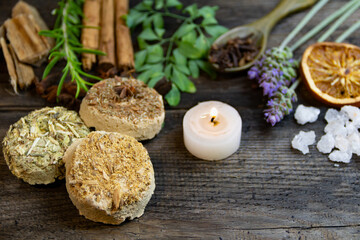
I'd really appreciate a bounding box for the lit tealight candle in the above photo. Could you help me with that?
[183,101,242,161]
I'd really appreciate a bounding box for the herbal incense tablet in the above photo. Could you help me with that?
[64,131,155,225]
[79,77,165,140]
[2,107,90,185]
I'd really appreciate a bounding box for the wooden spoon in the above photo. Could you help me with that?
[210,0,318,72]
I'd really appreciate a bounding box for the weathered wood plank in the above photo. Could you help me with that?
[1,0,360,239]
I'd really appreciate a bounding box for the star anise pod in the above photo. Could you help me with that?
[113,85,136,99]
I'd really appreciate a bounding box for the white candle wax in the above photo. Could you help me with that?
[183,101,242,161]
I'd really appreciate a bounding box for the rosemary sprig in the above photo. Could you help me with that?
[39,0,105,98]
[127,0,228,106]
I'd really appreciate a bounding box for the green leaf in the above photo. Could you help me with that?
[146,44,164,63]
[178,41,203,59]
[137,63,163,72]
[175,23,196,38]
[198,6,218,18]
[174,64,190,75]
[134,0,153,11]
[165,64,173,78]
[173,48,187,65]
[155,28,165,38]
[148,73,165,88]
[188,60,199,78]
[201,16,218,26]
[204,25,228,38]
[138,28,159,40]
[165,84,181,106]
[155,0,164,9]
[137,64,163,83]
[194,34,210,58]
[153,13,164,28]
[42,55,61,79]
[172,68,196,93]
[127,10,147,29]
[135,50,148,69]
[138,38,148,49]
[165,0,183,9]
[181,30,197,43]
[196,60,216,79]
[184,4,198,17]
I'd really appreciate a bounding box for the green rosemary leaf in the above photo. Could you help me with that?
[57,66,69,96]
[43,55,61,79]
[41,0,103,99]
[72,47,106,55]
[165,84,181,106]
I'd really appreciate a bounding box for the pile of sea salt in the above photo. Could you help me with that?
[292,104,360,164]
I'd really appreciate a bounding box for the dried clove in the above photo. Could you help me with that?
[209,34,260,70]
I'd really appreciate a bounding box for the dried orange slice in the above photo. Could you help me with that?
[301,42,360,107]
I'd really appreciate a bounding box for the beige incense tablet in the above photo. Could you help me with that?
[64,131,155,225]
[79,77,165,140]
[2,107,90,185]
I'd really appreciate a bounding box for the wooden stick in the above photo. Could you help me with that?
[9,44,35,90]
[115,0,134,72]
[12,1,55,49]
[0,37,18,93]
[81,0,101,71]
[98,0,116,71]
[4,14,49,66]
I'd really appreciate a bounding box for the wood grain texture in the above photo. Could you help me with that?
[1,0,360,239]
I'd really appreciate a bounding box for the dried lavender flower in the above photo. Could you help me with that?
[264,81,299,126]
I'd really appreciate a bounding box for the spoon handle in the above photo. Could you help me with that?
[248,0,318,33]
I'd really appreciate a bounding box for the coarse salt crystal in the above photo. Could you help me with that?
[294,104,320,125]
[291,130,316,154]
[317,133,335,154]
[324,108,347,124]
[328,150,352,163]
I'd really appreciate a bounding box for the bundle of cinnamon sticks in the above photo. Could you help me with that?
[81,0,134,76]
[1,1,53,93]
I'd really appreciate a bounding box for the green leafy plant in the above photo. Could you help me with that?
[39,0,105,98]
[127,0,228,106]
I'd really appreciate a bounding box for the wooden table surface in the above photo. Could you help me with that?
[1,0,360,239]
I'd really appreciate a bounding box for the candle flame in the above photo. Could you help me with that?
[210,107,218,123]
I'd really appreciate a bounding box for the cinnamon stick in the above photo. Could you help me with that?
[4,14,49,66]
[98,0,116,72]
[0,37,18,93]
[115,0,134,72]
[12,0,55,49]
[81,0,101,71]
[9,44,35,90]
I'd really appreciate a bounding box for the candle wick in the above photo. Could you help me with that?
[211,117,215,123]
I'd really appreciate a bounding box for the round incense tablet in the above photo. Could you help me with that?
[64,131,155,225]
[2,107,90,185]
[79,77,165,140]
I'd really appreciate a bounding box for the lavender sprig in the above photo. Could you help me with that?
[248,47,298,98]
[264,79,299,126]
